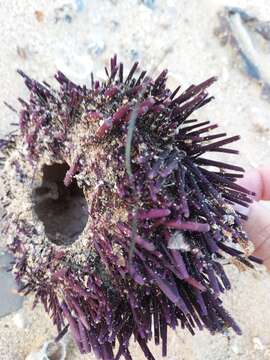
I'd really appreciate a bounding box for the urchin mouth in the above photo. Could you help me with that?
[33,162,88,246]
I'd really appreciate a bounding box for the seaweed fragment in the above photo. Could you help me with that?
[215,7,270,102]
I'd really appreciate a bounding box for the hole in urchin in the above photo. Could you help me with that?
[33,163,88,246]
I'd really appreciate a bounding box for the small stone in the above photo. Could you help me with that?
[25,339,67,360]
[168,232,191,251]
[87,38,106,56]
[141,0,155,9]
[16,46,31,60]
[110,20,119,31]
[34,10,44,23]
[231,342,240,354]
[12,310,27,329]
[130,49,139,61]
[253,337,264,351]
[54,5,74,24]
[74,0,85,12]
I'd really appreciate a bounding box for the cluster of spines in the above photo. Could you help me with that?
[1,55,262,360]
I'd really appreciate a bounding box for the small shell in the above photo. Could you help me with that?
[168,231,191,251]
[25,339,67,360]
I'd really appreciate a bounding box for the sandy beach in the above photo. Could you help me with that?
[0,0,270,359]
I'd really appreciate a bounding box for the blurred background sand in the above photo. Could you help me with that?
[0,0,270,359]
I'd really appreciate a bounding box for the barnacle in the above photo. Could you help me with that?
[0,55,261,360]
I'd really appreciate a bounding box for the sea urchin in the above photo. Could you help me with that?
[0,55,261,360]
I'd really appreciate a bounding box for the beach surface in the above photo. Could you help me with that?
[0,1,270,359]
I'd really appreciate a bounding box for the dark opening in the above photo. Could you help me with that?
[33,163,88,246]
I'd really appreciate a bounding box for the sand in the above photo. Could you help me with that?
[0,0,270,359]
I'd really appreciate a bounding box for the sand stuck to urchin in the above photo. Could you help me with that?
[0,55,261,360]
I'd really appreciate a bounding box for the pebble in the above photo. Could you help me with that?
[25,339,67,360]
[252,337,264,351]
[54,4,74,24]
[231,344,240,354]
[231,341,241,355]
[130,49,139,61]
[74,0,85,12]
[12,310,27,329]
[141,0,155,9]
[87,38,106,56]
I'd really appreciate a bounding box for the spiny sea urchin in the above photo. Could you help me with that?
[0,55,261,360]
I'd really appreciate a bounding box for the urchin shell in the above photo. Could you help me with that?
[0,55,261,360]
